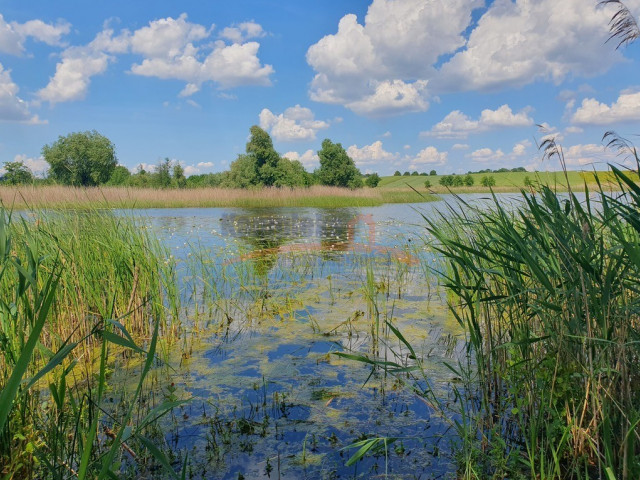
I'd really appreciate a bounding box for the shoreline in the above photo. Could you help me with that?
[0,181,626,209]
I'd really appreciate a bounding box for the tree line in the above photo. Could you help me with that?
[1,127,382,189]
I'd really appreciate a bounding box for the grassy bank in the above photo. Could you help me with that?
[379,170,637,193]
[0,185,436,209]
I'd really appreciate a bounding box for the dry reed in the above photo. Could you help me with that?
[0,185,433,209]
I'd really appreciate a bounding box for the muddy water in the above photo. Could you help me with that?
[116,196,511,479]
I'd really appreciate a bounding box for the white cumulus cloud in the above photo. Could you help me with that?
[346,141,397,166]
[129,15,273,92]
[220,21,265,43]
[282,150,319,169]
[469,148,505,162]
[0,14,70,55]
[306,0,635,116]
[572,91,640,125]
[0,63,44,123]
[408,146,448,170]
[38,14,274,104]
[306,0,481,116]
[346,80,429,117]
[259,105,329,142]
[424,104,533,139]
[434,0,626,92]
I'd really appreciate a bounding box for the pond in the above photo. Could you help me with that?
[113,194,521,479]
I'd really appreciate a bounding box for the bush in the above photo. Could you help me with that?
[439,175,454,187]
[481,175,496,187]
[464,174,474,186]
[365,173,381,188]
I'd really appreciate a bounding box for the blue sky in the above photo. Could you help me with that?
[2,0,640,177]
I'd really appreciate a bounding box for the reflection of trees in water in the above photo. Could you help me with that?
[318,209,358,259]
[219,208,367,273]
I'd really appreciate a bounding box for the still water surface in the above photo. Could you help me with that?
[116,194,522,479]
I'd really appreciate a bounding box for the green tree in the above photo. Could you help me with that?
[481,175,496,187]
[316,139,363,188]
[429,169,437,176]
[394,170,401,176]
[439,175,454,187]
[365,173,381,188]
[403,171,410,176]
[226,154,259,188]
[226,126,310,188]
[411,171,419,176]
[452,175,464,187]
[464,174,475,186]
[247,125,282,186]
[42,130,117,186]
[107,165,131,185]
[424,179,432,188]
[1,161,34,185]
[273,158,311,187]
[172,162,186,188]
[154,158,172,188]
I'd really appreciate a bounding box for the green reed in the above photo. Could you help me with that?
[0,208,186,479]
[423,163,640,479]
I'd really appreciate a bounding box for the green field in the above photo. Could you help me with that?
[379,170,594,190]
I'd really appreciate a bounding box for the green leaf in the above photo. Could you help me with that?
[0,270,59,432]
[23,341,78,391]
[137,435,179,480]
[100,330,145,354]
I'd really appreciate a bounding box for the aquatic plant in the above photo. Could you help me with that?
[423,156,640,478]
[0,208,187,479]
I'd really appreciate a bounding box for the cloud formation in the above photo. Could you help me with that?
[37,14,274,104]
[259,105,329,142]
[0,63,43,123]
[424,104,534,139]
[434,0,622,92]
[408,146,448,170]
[307,0,635,116]
[282,149,319,169]
[572,91,640,125]
[306,0,481,116]
[0,14,70,55]
[346,141,397,166]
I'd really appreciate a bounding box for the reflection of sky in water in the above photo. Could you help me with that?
[121,193,532,257]
[112,195,532,479]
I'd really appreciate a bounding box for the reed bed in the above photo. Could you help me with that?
[0,185,436,209]
[423,165,640,478]
[0,208,185,479]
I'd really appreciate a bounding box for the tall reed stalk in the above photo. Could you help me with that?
[0,208,186,479]
[425,161,640,478]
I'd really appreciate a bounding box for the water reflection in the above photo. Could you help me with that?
[116,197,521,479]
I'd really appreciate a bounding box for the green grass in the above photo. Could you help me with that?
[0,208,186,479]
[424,167,640,478]
[379,170,606,190]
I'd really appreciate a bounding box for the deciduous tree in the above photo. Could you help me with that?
[42,130,117,186]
